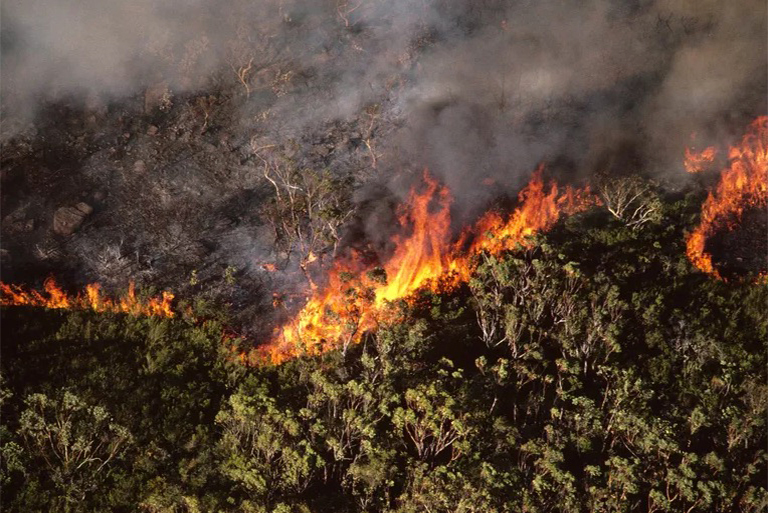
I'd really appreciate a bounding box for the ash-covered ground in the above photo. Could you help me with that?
[0,82,386,331]
[1,0,766,334]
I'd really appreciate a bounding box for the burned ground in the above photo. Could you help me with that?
[0,79,389,333]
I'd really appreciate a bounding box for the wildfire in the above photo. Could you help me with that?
[686,116,768,279]
[684,146,717,173]
[377,172,455,303]
[0,277,175,317]
[255,166,598,364]
[467,167,598,257]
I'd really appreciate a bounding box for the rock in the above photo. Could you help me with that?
[75,202,93,216]
[53,203,92,236]
[133,160,147,174]
[313,144,330,157]
[147,125,159,136]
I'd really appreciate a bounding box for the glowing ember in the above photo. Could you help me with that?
[684,146,717,173]
[256,166,598,364]
[0,277,174,317]
[686,116,768,279]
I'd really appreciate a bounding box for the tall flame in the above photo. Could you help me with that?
[256,166,598,364]
[377,172,455,304]
[686,116,768,279]
[1,277,175,318]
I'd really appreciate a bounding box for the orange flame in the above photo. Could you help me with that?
[256,166,598,364]
[467,166,598,257]
[686,116,768,279]
[1,277,174,317]
[377,171,455,303]
[684,146,717,173]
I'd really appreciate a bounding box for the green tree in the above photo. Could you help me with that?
[18,392,133,511]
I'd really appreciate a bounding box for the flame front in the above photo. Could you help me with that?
[467,165,598,257]
[1,277,174,318]
[686,116,768,279]
[260,172,456,362]
[6,120,764,364]
[257,166,597,364]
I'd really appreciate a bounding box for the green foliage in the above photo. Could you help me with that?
[216,376,322,505]
[1,198,765,512]
[17,392,133,511]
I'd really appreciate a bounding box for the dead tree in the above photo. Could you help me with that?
[598,175,662,230]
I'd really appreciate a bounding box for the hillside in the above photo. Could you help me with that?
[2,2,766,512]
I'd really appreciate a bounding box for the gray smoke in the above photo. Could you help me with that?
[2,0,766,215]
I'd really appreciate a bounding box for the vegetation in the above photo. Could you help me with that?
[2,195,766,512]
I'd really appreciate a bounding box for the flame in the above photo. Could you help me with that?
[377,172,455,303]
[1,277,174,317]
[467,166,598,257]
[686,116,768,279]
[684,146,717,173]
[257,166,597,364]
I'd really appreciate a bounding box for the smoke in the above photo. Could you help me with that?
[2,0,766,242]
[387,0,766,216]
[1,0,285,120]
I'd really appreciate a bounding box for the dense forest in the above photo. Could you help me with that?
[2,192,765,513]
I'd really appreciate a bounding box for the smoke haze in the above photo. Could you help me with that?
[3,0,765,168]
[1,0,766,293]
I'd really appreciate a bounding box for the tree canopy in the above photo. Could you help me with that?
[2,194,765,513]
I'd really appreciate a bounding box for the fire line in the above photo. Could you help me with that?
[255,166,599,365]
[0,277,175,318]
[3,117,764,365]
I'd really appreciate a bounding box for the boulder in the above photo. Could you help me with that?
[53,202,93,236]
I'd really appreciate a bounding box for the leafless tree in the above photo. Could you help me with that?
[251,142,355,281]
[598,175,662,230]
